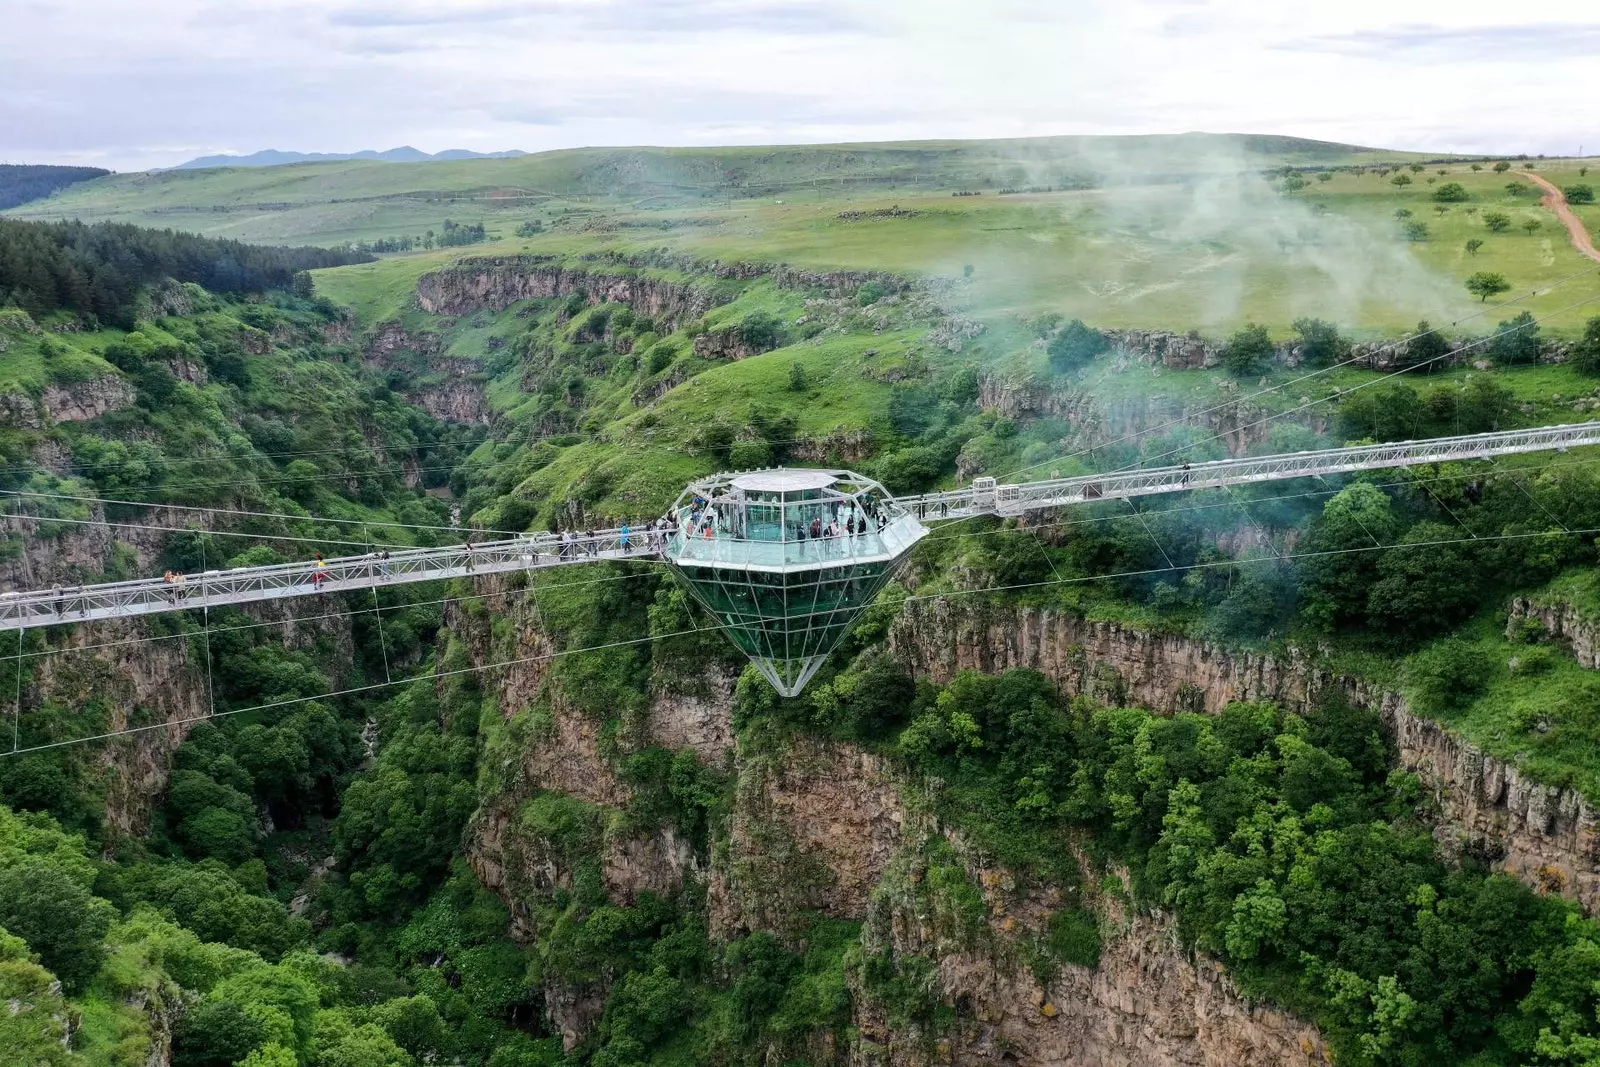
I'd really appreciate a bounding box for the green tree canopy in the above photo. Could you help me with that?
[1465,271,1511,302]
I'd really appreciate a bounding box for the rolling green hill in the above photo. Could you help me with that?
[5,132,1426,247]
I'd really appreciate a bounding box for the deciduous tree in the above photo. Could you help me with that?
[1465,271,1510,301]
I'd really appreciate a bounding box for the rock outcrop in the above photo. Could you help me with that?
[460,593,1335,1062]
[1508,595,1600,669]
[0,376,137,430]
[362,323,492,424]
[976,372,1317,455]
[416,258,727,330]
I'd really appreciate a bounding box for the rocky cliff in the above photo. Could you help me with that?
[363,322,492,424]
[459,594,1338,1062]
[854,838,1330,1067]
[415,258,729,329]
[976,372,1323,456]
[890,598,1600,914]
[0,376,137,430]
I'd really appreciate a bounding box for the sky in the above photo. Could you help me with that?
[3,0,1598,171]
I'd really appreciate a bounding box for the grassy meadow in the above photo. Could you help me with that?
[25,133,1600,336]
[298,154,1600,340]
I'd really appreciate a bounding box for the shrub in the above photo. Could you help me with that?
[856,281,887,306]
[1566,185,1596,205]
[1432,182,1469,202]
[1407,639,1494,713]
[1488,310,1540,365]
[737,312,782,352]
[1221,323,1274,377]
[1292,318,1350,367]
[1046,319,1109,373]
[0,860,113,992]
[1572,316,1600,375]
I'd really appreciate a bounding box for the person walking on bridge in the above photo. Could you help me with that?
[620,523,632,554]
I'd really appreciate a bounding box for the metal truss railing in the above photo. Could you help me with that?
[6,421,1600,633]
[900,421,1600,519]
[0,529,665,632]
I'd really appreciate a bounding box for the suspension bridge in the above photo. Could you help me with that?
[4,419,1599,693]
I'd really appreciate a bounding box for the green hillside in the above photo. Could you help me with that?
[5,132,1427,247]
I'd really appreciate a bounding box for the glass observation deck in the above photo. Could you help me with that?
[662,469,928,696]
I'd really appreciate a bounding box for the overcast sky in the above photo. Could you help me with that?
[4,0,1598,171]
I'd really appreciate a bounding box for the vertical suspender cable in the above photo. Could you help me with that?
[12,627,22,753]
[365,526,391,684]
[199,537,217,721]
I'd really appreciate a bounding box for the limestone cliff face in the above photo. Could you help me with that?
[889,598,1600,914]
[363,322,491,424]
[976,372,1319,457]
[416,258,728,330]
[853,839,1330,1067]
[0,376,137,430]
[0,504,199,593]
[24,595,354,841]
[710,737,905,939]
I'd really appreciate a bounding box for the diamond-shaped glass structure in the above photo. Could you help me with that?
[663,469,928,696]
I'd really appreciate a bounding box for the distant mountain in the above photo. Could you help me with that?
[171,147,528,170]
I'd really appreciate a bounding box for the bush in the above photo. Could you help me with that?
[1572,316,1600,375]
[1488,310,1541,365]
[1407,639,1494,713]
[737,312,782,352]
[1400,320,1451,371]
[856,281,887,306]
[1292,318,1350,367]
[1432,182,1469,202]
[1046,319,1109,373]
[729,438,773,470]
[1567,185,1596,205]
[644,342,676,375]
[1221,323,1274,377]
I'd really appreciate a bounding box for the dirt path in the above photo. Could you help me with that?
[1518,170,1600,264]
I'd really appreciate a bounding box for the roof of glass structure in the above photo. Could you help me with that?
[662,468,927,695]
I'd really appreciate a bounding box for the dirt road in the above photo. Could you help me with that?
[1518,170,1600,264]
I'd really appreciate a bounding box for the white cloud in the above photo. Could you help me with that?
[2,0,1596,170]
